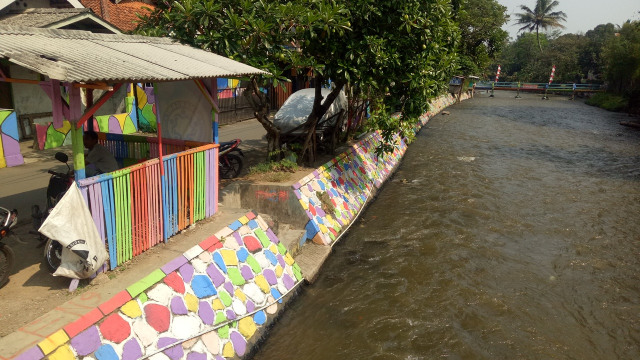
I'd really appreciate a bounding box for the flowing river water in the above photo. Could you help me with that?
[254,93,640,359]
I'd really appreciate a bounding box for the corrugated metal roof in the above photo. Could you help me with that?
[0,25,268,83]
[0,9,92,28]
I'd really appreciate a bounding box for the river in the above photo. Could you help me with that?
[254,92,640,359]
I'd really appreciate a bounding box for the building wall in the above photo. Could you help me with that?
[0,109,24,168]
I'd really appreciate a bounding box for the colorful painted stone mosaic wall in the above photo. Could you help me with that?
[0,109,24,168]
[293,94,466,246]
[15,212,303,360]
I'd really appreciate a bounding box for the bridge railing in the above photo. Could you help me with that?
[476,81,602,92]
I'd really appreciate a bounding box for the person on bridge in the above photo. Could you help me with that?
[83,131,119,177]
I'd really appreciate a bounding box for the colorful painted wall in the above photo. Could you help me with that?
[0,109,24,168]
[35,85,140,150]
[293,94,466,247]
[135,84,157,133]
[16,211,303,360]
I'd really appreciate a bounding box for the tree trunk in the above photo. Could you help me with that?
[298,77,346,165]
[244,77,283,161]
[536,27,543,52]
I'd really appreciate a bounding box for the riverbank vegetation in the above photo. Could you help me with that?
[497,12,640,114]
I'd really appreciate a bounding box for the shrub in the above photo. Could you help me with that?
[585,93,628,112]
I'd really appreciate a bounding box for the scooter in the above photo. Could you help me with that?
[0,207,18,288]
[32,152,74,273]
[219,139,244,179]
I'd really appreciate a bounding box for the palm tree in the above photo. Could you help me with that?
[515,0,567,52]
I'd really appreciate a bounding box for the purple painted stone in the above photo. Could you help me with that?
[70,325,101,356]
[305,210,313,219]
[161,256,188,275]
[233,232,243,246]
[198,301,215,325]
[170,296,188,315]
[224,281,234,294]
[158,338,184,360]
[316,207,326,217]
[263,269,277,285]
[13,346,43,360]
[230,331,248,356]
[187,352,207,360]
[215,356,225,360]
[276,254,286,267]
[206,264,226,287]
[240,265,255,280]
[266,228,279,244]
[307,184,313,192]
[225,309,237,320]
[122,338,142,360]
[246,300,255,313]
[282,273,295,290]
[179,263,194,283]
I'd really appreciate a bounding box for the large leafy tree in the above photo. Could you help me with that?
[137,0,460,162]
[514,0,567,52]
[603,21,640,94]
[454,0,510,76]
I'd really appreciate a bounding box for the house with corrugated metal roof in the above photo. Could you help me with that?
[0,24,266,288]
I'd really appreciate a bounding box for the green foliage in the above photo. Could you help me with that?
[603,21,640,95]
[455,0,510,76]
[514,0,567,52]
[249,158,299,175]
[585,93,628,112]
[137,0,462,156]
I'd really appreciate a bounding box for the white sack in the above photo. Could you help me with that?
[39,182,108,279]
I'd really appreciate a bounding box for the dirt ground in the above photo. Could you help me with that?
[0,140,335,340]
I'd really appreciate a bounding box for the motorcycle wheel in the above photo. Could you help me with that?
[219,154,243,179]
[43,238,62,273]
[0,244,15,288]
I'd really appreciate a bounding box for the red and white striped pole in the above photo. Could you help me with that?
[548,65,556,85]
[491,65,501,97]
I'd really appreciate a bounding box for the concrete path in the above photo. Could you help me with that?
[0,119,270,358]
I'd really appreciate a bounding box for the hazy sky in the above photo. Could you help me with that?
[497,0,640,39]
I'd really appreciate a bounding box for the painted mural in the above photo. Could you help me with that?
[35,85,140,150]
[136,84,157,133]
[15,211,303,360]
[0,109,24,168]
[293,94,466,247]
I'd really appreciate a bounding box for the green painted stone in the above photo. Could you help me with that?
[246,255,262,274]
[277,243,287,255]
[255,229,271,247]
[218,290,232,307]
[137,292,148,303]
[123,116,137,134]
[227,267,246,286]
[126,269,166,298]
[328,232,336,241]
[293,266,303,281]
[218,325,230,339]
[215,311,226,325]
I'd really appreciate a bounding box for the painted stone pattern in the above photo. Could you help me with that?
[293,94,465,246]
[0,109,25,168]
[136,84,157,133]
[15,212,303,360]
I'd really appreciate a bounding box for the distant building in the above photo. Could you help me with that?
[79,0,155,32]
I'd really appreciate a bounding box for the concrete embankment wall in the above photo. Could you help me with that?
[12,93,467,360]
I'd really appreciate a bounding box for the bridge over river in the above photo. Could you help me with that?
[253,92,640,359]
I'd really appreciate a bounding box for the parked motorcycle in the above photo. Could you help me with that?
[219,139,244,179]
[0,207,18,288]
[32,152,74,273]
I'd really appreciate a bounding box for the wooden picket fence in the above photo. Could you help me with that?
[78,143,218,269]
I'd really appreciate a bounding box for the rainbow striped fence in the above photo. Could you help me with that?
[77,143,219,269]
[96,132,208,168]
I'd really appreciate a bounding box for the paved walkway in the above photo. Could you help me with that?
[0,119,269,359]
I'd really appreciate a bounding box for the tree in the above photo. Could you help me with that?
[514,0,567,52]
[603,21,640,94]
[137,0,461,162]
[455,0,510,76]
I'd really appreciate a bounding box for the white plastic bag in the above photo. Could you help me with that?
[39,182,108,278]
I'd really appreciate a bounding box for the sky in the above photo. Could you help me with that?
[497,0,640,40]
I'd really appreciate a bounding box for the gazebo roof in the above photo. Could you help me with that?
[0,25,267,84]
